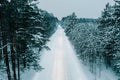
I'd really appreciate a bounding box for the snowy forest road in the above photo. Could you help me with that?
[23,25,89,80]
[51,25,88,80]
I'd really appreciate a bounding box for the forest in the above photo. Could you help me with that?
[0,0,120,80]
[0,0,58,80]
[61,0,120,78]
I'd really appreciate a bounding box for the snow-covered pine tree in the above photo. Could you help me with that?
[0,0,12,80]
[98,3,115,68]
[98,3,114,29]
[0,0,58,80]
[98,0,120,74]
[111,0,120,74]
[61,12,77,36]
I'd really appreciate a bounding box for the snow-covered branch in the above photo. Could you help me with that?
[0,43,11,50]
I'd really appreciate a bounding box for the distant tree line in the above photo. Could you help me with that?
[61,0,120,77]
[0,0,58,80]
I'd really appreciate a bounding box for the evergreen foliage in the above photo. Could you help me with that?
[0,0,58,80]
[61,1,120,76]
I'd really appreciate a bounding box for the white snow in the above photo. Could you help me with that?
[7,0,11,2]
[0,25,118,80]
[21,25,119,80]
[0,71,7,80]
[22,25,88,80]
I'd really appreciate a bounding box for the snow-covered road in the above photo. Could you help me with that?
[22,25,118,80]
[30,25,88,80]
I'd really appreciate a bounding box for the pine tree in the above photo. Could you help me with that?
[111,0,120,73]
[0,0,11,80]
[61,12,77,36]
[98,3,114,29]
[98,0,120,74]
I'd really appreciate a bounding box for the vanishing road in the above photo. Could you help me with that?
[23,25,89,80]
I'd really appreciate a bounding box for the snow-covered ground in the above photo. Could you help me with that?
[21,25,118,80]
[0,25,118,80]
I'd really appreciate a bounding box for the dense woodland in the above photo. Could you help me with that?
[0,0,58,80]
[61,0,120,77]
[1,0,120,80]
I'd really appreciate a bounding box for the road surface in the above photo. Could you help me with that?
[30,25,88,80]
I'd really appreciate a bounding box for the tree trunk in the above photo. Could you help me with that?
[17,57,20,80]
[10,44,17,80]
[1,27,11,80]
[9,29,17,80]
[0,32,2,60]
[1,1,12,79]
[9,4,17,79]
